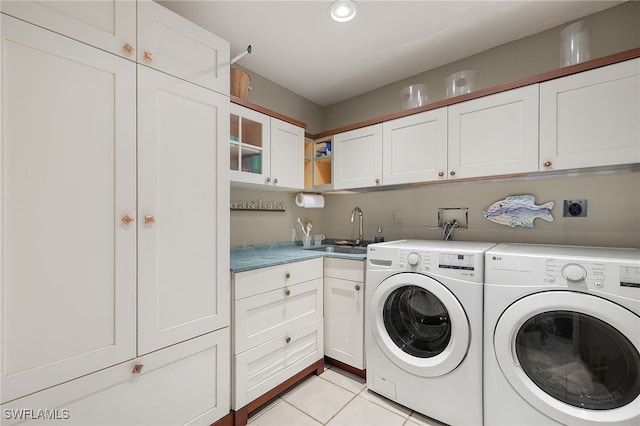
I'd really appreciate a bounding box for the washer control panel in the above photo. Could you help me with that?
[393,249,483,282]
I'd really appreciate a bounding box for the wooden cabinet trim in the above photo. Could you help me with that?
[231,96,307,129]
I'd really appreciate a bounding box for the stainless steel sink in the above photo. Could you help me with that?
[307,245,368,255]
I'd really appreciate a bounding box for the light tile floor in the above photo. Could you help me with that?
[247,365,448,426]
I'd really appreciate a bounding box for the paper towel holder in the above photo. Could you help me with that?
[295,193,325,209]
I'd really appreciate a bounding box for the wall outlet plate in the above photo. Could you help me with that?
[437,208,469,229]
[563,199,587,217]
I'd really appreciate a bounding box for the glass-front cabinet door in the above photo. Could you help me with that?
[230,103,270,185]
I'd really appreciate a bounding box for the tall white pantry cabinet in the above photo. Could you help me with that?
[0,1,231,425]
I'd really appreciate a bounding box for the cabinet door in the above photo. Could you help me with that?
[0,0,136,60]
[324,259,364,369]
[137,66,230,355]
[540,59,640,170]
[0,330,230,426]
[0,16,137,403]
[137,0,230,95]
[230,103,271,185]
[233,319,323,410]
[448,85,539,179]
[383,108,448,184]
[270,118,305,189]
[333,124,383,189]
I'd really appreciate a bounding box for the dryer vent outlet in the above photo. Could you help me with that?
[563,199,587,217]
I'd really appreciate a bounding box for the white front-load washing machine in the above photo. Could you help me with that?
[484,243,640,426]
[366,240,496,426]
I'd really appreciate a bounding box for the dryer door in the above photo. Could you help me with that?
[494,291,640,425]
[369,272,470,377]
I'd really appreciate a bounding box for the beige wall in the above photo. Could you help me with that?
[232,172,640,249]
[231,2,640,249]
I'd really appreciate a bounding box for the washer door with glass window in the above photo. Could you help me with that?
[369,273,470,377]
[494,291,640,425]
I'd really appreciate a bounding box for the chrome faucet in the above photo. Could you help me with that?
[350,207,364,245]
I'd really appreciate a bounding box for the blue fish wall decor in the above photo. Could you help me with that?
[482,195,554,228]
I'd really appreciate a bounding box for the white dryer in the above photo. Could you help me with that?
[484,243,640,426]
[366,240,496,426]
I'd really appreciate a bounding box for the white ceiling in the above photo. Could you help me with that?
[160,1,623,106]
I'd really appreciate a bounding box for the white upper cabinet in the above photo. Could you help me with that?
[137,0,230,94]
[1,15,137,403]
[540,58,640,171]
[270,118,305,189]
[0,0,137,60]
[137,65,230,355]
[230,104,305,190]
[382,108,448,185]
[448,85,539,179]
[333,124,383,189]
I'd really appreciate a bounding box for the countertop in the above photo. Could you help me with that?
[230,242,367,272]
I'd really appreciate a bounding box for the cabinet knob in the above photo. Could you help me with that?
[121,214,135,225]
[438,171,445,177]
[285,288,291,296]
[132,364,143,374]
[144,215,155,225]
[143,51,154,62]
[265,177,271,184]
[285,337,291,344]
[543,160,553,168]
[375,178,380,185]
[355,285,360,291]
[285,272,291,279]
[122,43,135,55]
[449,171,456,176]
[273,178,278,185]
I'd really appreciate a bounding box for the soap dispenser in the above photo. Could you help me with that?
[374,226,385,243]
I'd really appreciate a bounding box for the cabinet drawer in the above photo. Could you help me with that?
[234,278,323,354]
[233,257,323,300]
[1,330,231,425]
[324,258,365,282]
[233,318,323,410]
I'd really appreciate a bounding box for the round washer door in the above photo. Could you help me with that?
[369,272,470,377]
[494,291,640,425]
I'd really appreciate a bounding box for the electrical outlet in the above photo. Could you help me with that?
[563,199,587,217]
[438,208,469,229]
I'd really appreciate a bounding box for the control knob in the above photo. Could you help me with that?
[407,252,421,266]
[562,263,587,283]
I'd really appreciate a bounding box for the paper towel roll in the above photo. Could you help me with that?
[295,193,325,208]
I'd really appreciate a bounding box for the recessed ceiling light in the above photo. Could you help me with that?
[329,0,359,23]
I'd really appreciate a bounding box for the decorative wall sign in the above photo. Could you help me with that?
[482,195,554,228]
[231,200,285,211]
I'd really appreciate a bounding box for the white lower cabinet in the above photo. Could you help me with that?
[231,258,324,410]
[234,318,323,409]
[0,330,230,426]
[323,258,365,370]
[540,58,640,171]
